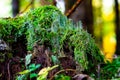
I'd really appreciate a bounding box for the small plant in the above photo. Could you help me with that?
[37,65,59,80]
[16,54,41,80]
[100,57,120,79]
[16,64,41,80]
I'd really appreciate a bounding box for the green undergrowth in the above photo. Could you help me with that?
[101,57,120,79]
[0,5,105,78]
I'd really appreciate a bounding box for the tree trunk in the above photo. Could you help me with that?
[12,0,20,17]
[84,0,93,34]
[68,0,93,35]
[115,0,120,55]
[65,0,77,13]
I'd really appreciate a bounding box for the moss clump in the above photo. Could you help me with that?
[0,5,104,75]
[0,17,25,43]
[24,6,64,50]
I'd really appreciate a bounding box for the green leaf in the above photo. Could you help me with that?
[35,64,41,69]
[25,54,32,67]
[37,65,59,80]
[19,70,30,74]
[37,72,48,80]
[29,64,41,72]
[29,64,35,68]
[30,73,38,78]
[51,55,59,65]
[16,75,26,80]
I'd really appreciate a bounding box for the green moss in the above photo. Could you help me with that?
[0,17,25,42]
[0,5,104,74]
[24,6,65,50]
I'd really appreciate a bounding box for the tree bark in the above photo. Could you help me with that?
[12,0,20,17]
[69,0,93,35]
[65,0,77,13]
[115,0,120,55]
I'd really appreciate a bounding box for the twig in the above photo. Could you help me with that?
[49,69,76,80]
[0,73,2,77]
[65,0,84,17]
[7,60,11,80]
[19,0,34,14]
[97,64,100,79]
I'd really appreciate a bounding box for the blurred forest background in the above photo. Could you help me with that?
[0,0,120,61]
